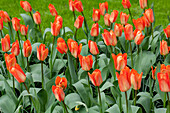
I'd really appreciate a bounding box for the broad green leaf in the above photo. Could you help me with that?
[52,59,67,74]
[80,44,88,56]
[137,92,152,99]
[154,108,166,113]
[100,81,113,92]
[52,106,63,113]
[65,93,81,109]
[137,96,151,113]
[108,55,116,83]
[37,89,48,112]
[106,104,120,113]
[164,54,170,65]
[20,14,34,31]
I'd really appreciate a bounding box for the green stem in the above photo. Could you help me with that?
[27,57,29,72]
[147,27,149,36]
[41,61,44,89]
[167,92,170,110]
[125,91,128,113]
[151,23,154,41]
[0,30,3,38]
[74,28,78,41]
[39,24,41,32]
[50,36,55,79]
[164,93,166,108]
[25,35,27,40]
[151,80,155,96]
[134,90,137,106]
[110,23,113,30]
[164,55,166,61]
[98,86,102,113]
[129,41,134,68]
[110,46,113,54]
[95,55,98,69]
[114,46,117,54]
[12,76,15,94]
[8,22,14,42]
[62,101,69,113]
[137,45,139,55]
[73,11,76,22]
[29,12,34,22]
[128,8,134,26]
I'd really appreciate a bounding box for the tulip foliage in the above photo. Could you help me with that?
[0,0,170,113]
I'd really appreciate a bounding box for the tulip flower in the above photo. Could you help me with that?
[33,11,41,25]
[157,72,170,92]
[160,40,169,56]
[52,85,65,102]
[151,66,157,80]
[74,0,83,12]
[88,40,99,55]
[112,53,127,71]
[102,29,117,46]
[124,24,134,40]
[67,39,82,58]
[74,15,84,29]
[110,10,119,23]
[161,64,170,76]
[69,0,75,11]
[114,23,123,37]
[134,29,145,45]
[54,15,63,28]
[56,37,68,54]
[12,17,21,31]
[143,8,154,23]
[164,25,170,38]
[48,4,58,16]
[51,21,62,36]
[90,23,99,37]
[104,13,111,26]
[20,1,32,12]
[99,2,108,16]
[23,40,32,57]
[139,0,147,9]
[92,8,100,22]
[0,18,3,30]
[55,76,67,90]
[11,40,20,56]
[1,34,10,52]
[79,55,93,71]
[120,12,129,25]
[20,25,29,36]
[133,17,146,31]
[88,69,103,86]
[0,11,10,23]
[9,63,26,83]
[37,44,48,61]
[122,0,131,9]
[5,53,16,70]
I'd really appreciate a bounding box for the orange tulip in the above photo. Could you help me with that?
[74,15,84,29]
[116,66,131,92]
[164,25,170,38]
[88,40,99,55]
[69,0,75,11]
[92,8,100,22]
[151,66,157,80]
[1,34,10,52]
[122,0,131,9]
[102,29,117,46]
[55,76,67,90]
[11,40,20,56]
[20,25,29,36]
[110,10,119,23]
[130,69,143,90]
[0,11,10,23]
[161,64,170,76]
[104,13,111,26]
[114,23,123,37]
[157,72,170,92]
[51,21,62,36]
[139,0,147,9]
[67,39,82,58]
[99,2,108,16]
[134,29,145,45]
[23,40,32,57]
[88,69,103,86]
[54,15,63,28]
[112,53,127,71]
[90,23,99,37]
[37,44,48,61]
[74,0,83,12]
[120,12,129,25]
[160,40,169,56]
[79,55,93,71]
[5,53,16,70]
[143,8,154,23]
[56,37,68,54]
[48,4,58,16]
[133,17,146,31]
[124,24,134,40]
[12,17,21,31]
[0,18,3,30]
[52,85,65,102]
[20,1,32,12]
[9,63,26,83]
[33,11,41,24]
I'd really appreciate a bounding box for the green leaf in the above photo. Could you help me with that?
[100,81,113,92]
[65,93,81,109]
[37,89,48,112]
[137,96,151,113]
[52,59,67,74]
[106,104,120,113]
[52,106,63,113]
[164,54,170,65]
[137,92,152,99]
[43,28,51,43]
[108,55,116,83]
[154,108,167,113]
[80,44,88,56]
[20,14,34,31]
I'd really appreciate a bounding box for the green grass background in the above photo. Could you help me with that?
[0,0,170,39]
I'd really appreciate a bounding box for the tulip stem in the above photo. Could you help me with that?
[151,23,154,41]
[25,35,27,40]
[27,57,29,72]
[41,61,44,89]
[129,41,134,68]
[110,23,113,30]
[167,92,170,110]
[128,8,134,27]
[164,55,166,61]
[62,101,69,113]
[74,28,78,41]
[137,45,139,55]
[110,46,113,53]
[125,91,128,113]
[73,11,76,22]
[151,80,155,96]
[147,27,149,36]
[134,90,137,106]
[0,30,3,38]
[95,55,98,69]
[8,22,15,42]
[97,86,102,113]
[12,76,16,94]
[23,82,30,93]
[29,12,34,22]
[50,36,55,79]
[39,24,41,32]
[114,46,117,54]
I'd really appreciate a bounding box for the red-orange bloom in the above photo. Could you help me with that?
[74,0,83,12]
[164,25,170,38]
[134,29,145,45]
[20,25,29,36]
[33,11,41,24]
[130,69,143,90]
[120,12,129,25]
[99,2,108,16]
[23,40,32,57]
[12,17,21,31]
[104,13,111,26]
[90,23,99,37]
[142,16,150,27]
[67,39,82,58]
[69,0,75,11]
[56,38,68,54]
[160,40,169,56]
[88,40,99,55]
[55,76,67,90]
[122,0,131,9]
[116,66,131,92]
[11,40,20,56]
[157,72,170,92]
[139,0,147,9]
[143,8,154,23]
[48,4,58,16]
[37,44,48,61]
[54,15,63,28]
[74,15,84,29]
[92,8,100,22]
[1,34,10,52]
[20,1,32,12]
[52,85,65,102]
[110,10,119,23]
[124,24,134,40]
[151,66,157,80]
[51,21,62,36]
[112,53,127,71]
[79,55,93,71]
[102,29,117,46]
[0,18,3,30]
[161,64,170,76]
[5,53,16,70]
[0,11,10,23]
[88,69,103,86]
[133,17,145,31]
[114,23,123,37]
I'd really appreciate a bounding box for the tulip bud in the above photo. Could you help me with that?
[0,11,10,23]
[102,29,117,46]
[11,40,20,56]
[12,17,21,31]
[124,24,134,40]
[74,0,83,12]
[143,8,154,23]
[37,44,48,61]
[99,2,108,16]
[20,25,29,36]
[92,8,100,22]
[79,55,93,71]
[88,69,103,86]
[164,25,170,38]
[69,0,75,11]
[104,13,111,26]
[74,15,84,29]
[1,34,10,52]
[134,29,145,45]
[51,21,62,36]
[54,15,63,28]
[0,18,3,30]
[90,23,99,37]
[114,23,123,37]
[55,76,67,90]
[52,86,65,102]
[20,1,32,12]
[5,53,16,70]
[151,66,157,80]
[56,37,68,54]
[48,4,58,16]
[133,17,145,31]
[122,0,131,9]
[120,12,129,25]
[88,40,99,55]
[110,10,119,23]
[139,0,147,9]
[23,40,32,57]
[157,72,170,92]
[160,40,169,56]
[33,11,41,24]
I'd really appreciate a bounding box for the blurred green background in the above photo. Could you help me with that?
[0,0,170,39]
